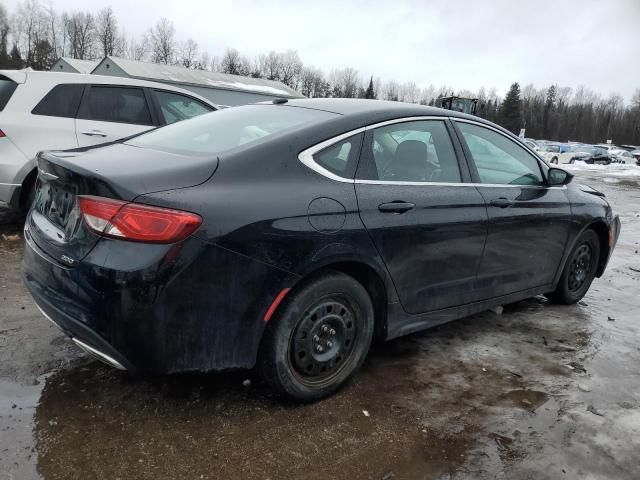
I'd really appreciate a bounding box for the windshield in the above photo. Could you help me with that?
[127,104,338,155]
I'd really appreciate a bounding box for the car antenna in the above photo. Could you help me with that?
[272,98,288,104]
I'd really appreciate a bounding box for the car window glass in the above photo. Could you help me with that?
[127,104,338,155]
[457,122,545,186]
[155,90,213,125]
[0,78,18,111]
[313,135,362,177]
[85,86,152,125]
[32,84,84,118]
[359,120,461,183]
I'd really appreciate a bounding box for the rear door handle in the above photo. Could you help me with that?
[81,130,108,137]
[378,201,415,214]
[489,198,513,208]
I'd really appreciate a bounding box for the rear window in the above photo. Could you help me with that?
[0,78,18,111]
[127,105,338,155]
[32,84,85,118]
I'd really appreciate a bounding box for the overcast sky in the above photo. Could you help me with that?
[4,0,640,101]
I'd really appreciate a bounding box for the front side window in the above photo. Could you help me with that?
[84,86,152,125]
[457,122,545,186]
[32,84,84,118]
[155,90,213,125]
[358,120,461,183]
[127,105,337,155]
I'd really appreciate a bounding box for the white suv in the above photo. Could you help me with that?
[0,70,217,209]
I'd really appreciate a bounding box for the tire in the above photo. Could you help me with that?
[258,270,374,402]
[546,230,600,305]
[551,157,558,165]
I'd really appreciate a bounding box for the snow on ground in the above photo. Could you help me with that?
[564,160,640,178]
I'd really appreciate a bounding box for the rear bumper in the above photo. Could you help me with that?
[32,298,131,371]
[22,221,298,373]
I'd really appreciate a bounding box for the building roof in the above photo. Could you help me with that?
[94,56,302,98]
[54,57,100,74]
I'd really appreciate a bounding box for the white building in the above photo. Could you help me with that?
[91,56,302,106]
[50,57,100,74]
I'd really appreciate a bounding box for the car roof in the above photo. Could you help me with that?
[280,98,470,119]
[0,69,217,108]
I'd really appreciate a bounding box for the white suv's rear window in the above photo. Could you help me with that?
[0,78,18,111]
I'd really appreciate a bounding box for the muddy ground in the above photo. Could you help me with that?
[1,170,639,480]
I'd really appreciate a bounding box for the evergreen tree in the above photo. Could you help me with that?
[364,76,375,99]
[543,85,556,139]
[500,82,522,134]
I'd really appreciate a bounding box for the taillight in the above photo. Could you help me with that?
[78,196,202,243]
[0,129,6,138]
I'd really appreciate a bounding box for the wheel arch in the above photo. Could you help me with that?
[587,220,611,277]
[279,258,393,342]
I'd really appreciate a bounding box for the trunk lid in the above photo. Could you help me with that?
[27,143,217,265]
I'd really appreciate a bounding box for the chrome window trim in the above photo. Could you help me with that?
[298,115,565,189]
[298,126,366,183]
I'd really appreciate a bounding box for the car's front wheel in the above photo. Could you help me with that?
[258,271,374,402]
[546,229,600,304]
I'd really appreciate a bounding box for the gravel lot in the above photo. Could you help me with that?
[1,168,639,480]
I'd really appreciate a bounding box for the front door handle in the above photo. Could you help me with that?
[81,130,108,137]
[489,198,513,208]
[378,201,415,214]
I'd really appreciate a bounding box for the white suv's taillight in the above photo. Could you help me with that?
[78,196,202,244]
[0,129,6,138]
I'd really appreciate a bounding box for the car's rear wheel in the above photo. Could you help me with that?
[258,271,374,402]
[546,230,600,305]
[551,157,558,164]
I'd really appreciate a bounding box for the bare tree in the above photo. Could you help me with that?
[278,49,302,88]
[126,34,147,61]
[220,48,250,75]
[63,11,95,59]
[0,3,9,67]
[95,6,117,57]
[179,38,198,68]
[148,17,175,64]
[329,67,359,98]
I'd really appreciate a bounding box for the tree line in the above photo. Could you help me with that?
[1,0,639,144]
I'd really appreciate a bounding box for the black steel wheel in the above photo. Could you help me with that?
[258,271,374,402]
[567,243,592,292]
[547,229,600,305]
[289,298,357,387]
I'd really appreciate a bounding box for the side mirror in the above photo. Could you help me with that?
[548,167,573,186]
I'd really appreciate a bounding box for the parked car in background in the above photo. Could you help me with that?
[23,98,620,401]
[0,70,217,211]
[538,143,573,164]
[631,149,640,165]
[571,145,612,165]
[522,138,540,151]
[609,149,636,164]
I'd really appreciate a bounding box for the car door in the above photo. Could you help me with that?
[355,118,488,314]
[453,120,572,299]
[75,85,157,147]
[152,89,215,125]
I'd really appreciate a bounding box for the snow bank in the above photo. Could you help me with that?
[564,161,640,178]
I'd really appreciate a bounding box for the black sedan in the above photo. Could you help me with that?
[23,99,620,401]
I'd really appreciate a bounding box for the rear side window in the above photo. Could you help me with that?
[127,105,338,155]
[154,90,213,125]
[0,78,18,111]
[84,86,152,125]
[32,84,84,118]
[313,134,363,178]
